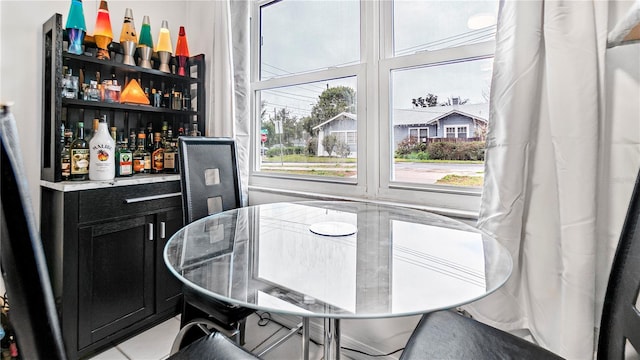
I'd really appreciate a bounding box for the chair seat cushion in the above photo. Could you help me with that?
[400,310,564,360]
[168,332,259,360]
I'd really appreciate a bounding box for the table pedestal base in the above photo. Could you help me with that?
[324,318,341,360]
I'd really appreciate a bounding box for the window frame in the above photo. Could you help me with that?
[249,0,496,215]
[409,127,430,143]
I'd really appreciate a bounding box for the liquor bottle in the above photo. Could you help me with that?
[151,132,164,174]
[163,129,178,174]
[110,126,117,141]
[60,124,71,181]
[182,87,191,111]
[115,134,133,177]
[161,121,169,143]
[133,132,150,174]
[85,117,100,143]
[89,115,116,181]
[146,122,154,153]
[70,122,90,181]
[128,130,137,152]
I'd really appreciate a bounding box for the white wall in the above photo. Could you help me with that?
[0,1,191,221]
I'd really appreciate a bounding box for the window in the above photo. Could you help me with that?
[251,1,497,212]
[409,128,429,143]
[457,126,468,139]
[444,126,469,139]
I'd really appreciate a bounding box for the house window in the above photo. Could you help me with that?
[409,128,429,143]
[457,126,468,139]
[251,0,497,212]
[444,126,469,139]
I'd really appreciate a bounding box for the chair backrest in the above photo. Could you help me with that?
[597,167,640,359]
[178,137,242,225]
[0,107,67,359]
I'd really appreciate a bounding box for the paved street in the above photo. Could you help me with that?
[393,162,484,184]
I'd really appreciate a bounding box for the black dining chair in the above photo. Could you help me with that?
[174,136,255,350]
[0,107,258,360]
[400,167,640,360]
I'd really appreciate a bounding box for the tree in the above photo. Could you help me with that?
[411,93,438,108]
[303,86,356,136]
[322,134,338,156]
[335,140,351,158]
[268,108,302,147]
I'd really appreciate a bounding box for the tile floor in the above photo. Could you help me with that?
[88,313,332,360]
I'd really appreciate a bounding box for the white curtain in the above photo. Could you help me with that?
[207,0,250,206]
[467,1,631,359]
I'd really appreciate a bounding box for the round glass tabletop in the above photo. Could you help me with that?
[164,201,512,319]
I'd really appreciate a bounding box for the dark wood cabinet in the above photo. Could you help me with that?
[155,208,184,313]
[77,214,155,349]
[41,181,185,359]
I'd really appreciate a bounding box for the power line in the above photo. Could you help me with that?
[395,26,496,55]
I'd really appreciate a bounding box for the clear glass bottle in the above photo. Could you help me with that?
[89,115,116,181]
[70,122,89,181]
[151,132,164,174]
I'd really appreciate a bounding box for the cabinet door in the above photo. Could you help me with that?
[77,215,155,349]
[156,208,184,313]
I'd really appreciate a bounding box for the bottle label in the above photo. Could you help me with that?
[61,157,71,179]
[119,152,133,176]
[152,148,164,171]
[144,154,151,170]
[71,149,90,174]
[133,158,145,173]
[164,152,175,169]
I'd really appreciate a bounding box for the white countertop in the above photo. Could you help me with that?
[41,174,181,192]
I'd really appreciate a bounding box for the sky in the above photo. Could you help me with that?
[258,0,498,121]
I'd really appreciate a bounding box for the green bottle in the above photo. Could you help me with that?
[116,133,133,177]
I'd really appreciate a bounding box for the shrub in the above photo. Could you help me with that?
[306,137,317,156]
[406,151,430,160]
[266,145,305,157]
[395,137,428,157]
[427,141,485,160]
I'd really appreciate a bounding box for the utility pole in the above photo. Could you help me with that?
[274,108,283,166]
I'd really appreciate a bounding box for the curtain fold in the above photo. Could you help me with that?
[468,1,610,358]
[209,0,250,206]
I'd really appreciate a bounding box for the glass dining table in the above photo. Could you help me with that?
[164,201,512,360]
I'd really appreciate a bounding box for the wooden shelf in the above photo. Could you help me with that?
[62,52,204,84]
[62,98,199,116]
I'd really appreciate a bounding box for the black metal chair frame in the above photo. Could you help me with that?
[175,136,254,350]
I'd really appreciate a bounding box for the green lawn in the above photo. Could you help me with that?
[263,154,356,163]
[436,174,484,187]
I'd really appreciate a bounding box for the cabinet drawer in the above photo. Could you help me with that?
[79,181,182,223]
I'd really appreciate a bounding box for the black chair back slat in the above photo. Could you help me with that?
[597,168,640,359]
[0,109,67,359]
[178,137,242,225]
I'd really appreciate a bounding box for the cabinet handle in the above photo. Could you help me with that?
[148,223,154,241]
[160,222,166,239]
[124,192,182,204]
